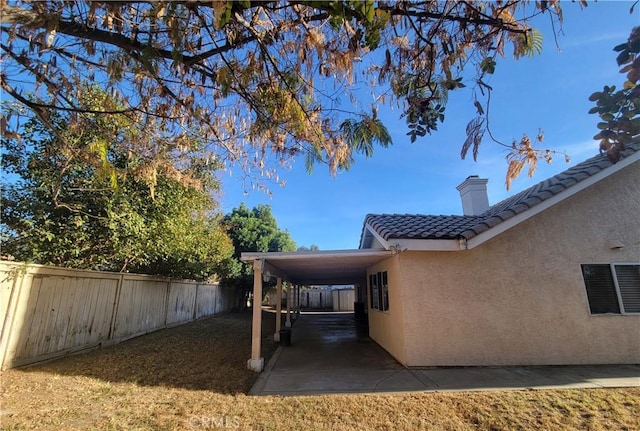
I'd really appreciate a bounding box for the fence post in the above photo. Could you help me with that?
[163,280,171,328]
[193,283,200,320]
[107,274,125,341]
[213,283,218,316]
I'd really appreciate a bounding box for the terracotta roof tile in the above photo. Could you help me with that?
[361,143,639,245]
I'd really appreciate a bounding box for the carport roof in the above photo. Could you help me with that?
[240,249,393,285]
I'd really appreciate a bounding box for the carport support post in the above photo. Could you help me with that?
[285,284,292,328]
[274,277,282,342]
[247,259,264,372]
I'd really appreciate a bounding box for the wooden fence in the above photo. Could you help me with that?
[0,261,236,370]
[266,288,355,311]
[331,288,355,312]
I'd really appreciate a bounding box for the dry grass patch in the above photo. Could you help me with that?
[1,311,639,430]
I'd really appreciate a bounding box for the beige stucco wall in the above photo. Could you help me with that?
[366,256,408,365]
[398,160,640,367]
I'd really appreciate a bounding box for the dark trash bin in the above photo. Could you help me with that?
[279,329,292,346]
[356,319,369,337]
[354,301,366,320]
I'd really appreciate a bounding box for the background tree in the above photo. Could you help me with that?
[222,203,296,307]
[1,0,578,188]
[1,87,236,281]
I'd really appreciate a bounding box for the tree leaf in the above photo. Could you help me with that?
[588,92,602,101]
[473,100,485,116]
[616,50,631,66]
[613,43,627,52]
[480,57,496,74]
[461,117,484,161]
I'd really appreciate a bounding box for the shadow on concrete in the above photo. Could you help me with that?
[250,312,640,396]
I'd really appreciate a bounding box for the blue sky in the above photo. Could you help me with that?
[219,1,639,251]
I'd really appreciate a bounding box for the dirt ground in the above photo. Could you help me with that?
[1,311,639,430]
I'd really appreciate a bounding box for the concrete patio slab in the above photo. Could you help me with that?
[250,312,640,396]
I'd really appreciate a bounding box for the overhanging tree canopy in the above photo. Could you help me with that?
[2,1,576,186]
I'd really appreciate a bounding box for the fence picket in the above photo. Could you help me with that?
[0,262,233,369]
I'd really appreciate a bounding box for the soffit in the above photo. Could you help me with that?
[241,249,394,285]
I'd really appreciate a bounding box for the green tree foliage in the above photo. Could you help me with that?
[1,88,235,281]
[221,203,296,305]
[223,203,296,258]
[1,0,575,187]
[589,26,640,163]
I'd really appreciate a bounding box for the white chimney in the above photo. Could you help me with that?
[456,176,489,216]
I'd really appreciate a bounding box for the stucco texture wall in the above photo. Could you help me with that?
[399,161,640,367]
[366,256,408,365]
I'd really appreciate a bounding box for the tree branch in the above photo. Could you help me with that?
[5,4,327,68]
[379,4,529,34]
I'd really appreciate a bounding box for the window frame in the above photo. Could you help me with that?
[380,271,389,312]
[370,273,379,311]
[369,270,389,313]
[582,262,640,316]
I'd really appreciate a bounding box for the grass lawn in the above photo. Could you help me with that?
[1,311,638,430]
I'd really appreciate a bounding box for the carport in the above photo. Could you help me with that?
[240,249,393,372]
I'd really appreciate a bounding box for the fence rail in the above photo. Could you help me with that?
[0,261,235,370]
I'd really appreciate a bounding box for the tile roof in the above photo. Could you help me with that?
[362,142,640,245]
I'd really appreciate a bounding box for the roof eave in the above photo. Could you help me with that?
[240,249,394,262]
[388,238,465,251]
[359,221,390,250]
[464,151,640,249]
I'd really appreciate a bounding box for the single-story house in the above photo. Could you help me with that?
[243,142,639,372]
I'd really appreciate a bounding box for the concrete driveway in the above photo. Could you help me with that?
[249,312,640,396]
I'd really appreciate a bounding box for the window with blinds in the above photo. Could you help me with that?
[581,264,640,315]
[615,264,640,313]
